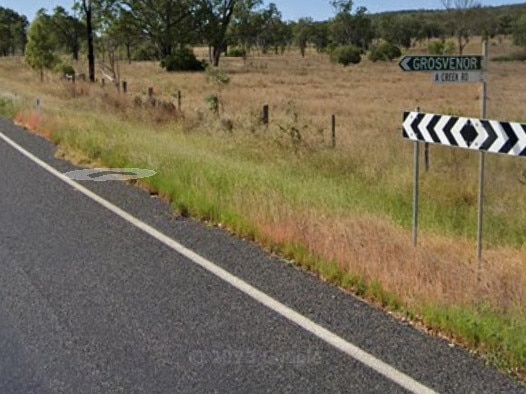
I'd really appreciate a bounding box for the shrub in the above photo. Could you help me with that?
[161,48,207,72]
[133,44,158,61]
[56,63,75,76]
[206,65,230,86]
[226,47,247,58]
[0,95,18,118]
[428,40,456,55]
[330,45,362,67]
[205,94,219,113]
[368,42,402,62]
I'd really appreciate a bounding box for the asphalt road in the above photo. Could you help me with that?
[0,117,524,393]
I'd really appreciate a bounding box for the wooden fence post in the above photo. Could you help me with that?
[262,104,269,126]
[332,114,336,148]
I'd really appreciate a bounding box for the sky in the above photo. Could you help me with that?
[2,0,526,22]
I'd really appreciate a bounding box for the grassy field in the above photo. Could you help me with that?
[1,38,525,380]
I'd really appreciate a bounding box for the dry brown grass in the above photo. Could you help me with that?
[252,204,526,313]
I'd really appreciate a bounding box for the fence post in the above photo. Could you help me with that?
[36,98,41,120]
[122,80,128,94]
[331,114,336,148]
[148,87,154,98]
[177,90,182,111]
[262,104,269,126]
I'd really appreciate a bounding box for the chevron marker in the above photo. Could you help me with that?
[471,119,488,150]
[403,111,526,157]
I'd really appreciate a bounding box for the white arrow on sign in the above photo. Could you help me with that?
[487,120,509,153]
[435,115,452,146]
[399,57,412,72]
[471,119,489,150]
[418,113,434,143]
[511,123,526,156]
[403,111,418,140]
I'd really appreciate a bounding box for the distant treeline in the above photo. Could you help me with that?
[2,1,526,69]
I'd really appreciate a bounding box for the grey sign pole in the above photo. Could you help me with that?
[477,41,489,273]
[413,107,421,247]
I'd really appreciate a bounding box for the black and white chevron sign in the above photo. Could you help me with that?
[403,112,526,157]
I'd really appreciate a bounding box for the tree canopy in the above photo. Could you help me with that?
[2,1,526,78]
[0,6,28,56]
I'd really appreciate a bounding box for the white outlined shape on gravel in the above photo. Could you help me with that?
[64,168,156,181]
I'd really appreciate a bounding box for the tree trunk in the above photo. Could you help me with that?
[126,43,132,64]
[212,45,223,67]
[73,46,79,62]
[84,0,95,82]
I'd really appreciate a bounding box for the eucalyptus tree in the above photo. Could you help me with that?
[0,6,28,56]
[228,0,263,52]
[513,14,526,49]
[115,0,194,59]
[48,7,84,61]
[25,11,58,81]
[440,0,481,55]
[329,1,374,51]
[253,2,288,54]
[293,17,314,57]
[195,0,237,66]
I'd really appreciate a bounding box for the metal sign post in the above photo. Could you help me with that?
[413,107,421,247]
[402,46,495,263]
[477,40,489,273]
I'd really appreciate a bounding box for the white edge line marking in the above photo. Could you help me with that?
[0,131,438,394]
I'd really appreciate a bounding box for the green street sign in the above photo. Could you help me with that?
[399,56,483,72]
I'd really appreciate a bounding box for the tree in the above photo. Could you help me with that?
[115,0,194,59]
[0,7,28,56]
[195,0,237,66]
[329,2,373,51]
[25,12,58,81]
[441,0,481,55]
[311,22,330,52]
[417,18,447,43]
[293,18,314,57]
[104,10,140,63]
[76,0,97,82]
[513,14,526,48]
[497,13,514,37]
[253,3,287,54]
[376,14,421,49]
[228,0,263,52]
[74,0,128,81]
[48,7,84,61]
